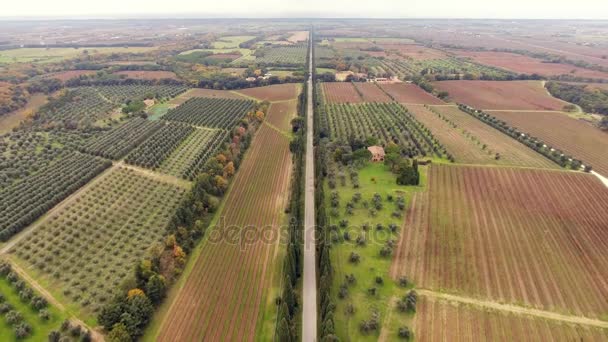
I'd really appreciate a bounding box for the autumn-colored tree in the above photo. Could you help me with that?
[223,162,235,178]
[214,175,228,192]
[255,111,265,121]
[165,234,176,248]
[216,154,227,165]
[127,288,145,299]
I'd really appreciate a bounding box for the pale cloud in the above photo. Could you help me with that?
[1,0,607,19]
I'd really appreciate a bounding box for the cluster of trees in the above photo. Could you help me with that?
[546,81,608,115]
[48,320,92,342]
[0,261,49,339]
[384,143,421,186]
[196,73,305,90]
[0,84,28,116]
[65,76,183,88]
[458,104,588,171]
[27,78,63,94]
[276,83,307,341]
[98,101,264,341]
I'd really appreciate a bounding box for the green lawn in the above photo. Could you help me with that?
[316,67,336,74]
[0,277,66,342]
[147,103,174,121]
[0,47,157,64]
[326,162,426,341]
[212,36,257,49]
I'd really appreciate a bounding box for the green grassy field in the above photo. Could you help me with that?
[316,67,336,74]
[0,276,66,342]
[326,162,427,341]
[147,103,175,120]
[0,47,157,64]
[212,36,257,49]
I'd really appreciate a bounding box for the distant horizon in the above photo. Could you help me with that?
[1,0,607,21]
[0,15,607,21]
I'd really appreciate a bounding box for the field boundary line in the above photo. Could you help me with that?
[263,121,292,138]
[418,289,608,329]
[115,161,192,189]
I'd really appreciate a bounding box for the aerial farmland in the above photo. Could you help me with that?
[0,13,607,342]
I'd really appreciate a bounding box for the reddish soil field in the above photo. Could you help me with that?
[414,105,558,168]
[352,82,392,102]
[322,82,363,103]
[379,83,445,105]
[287,31,309,43]
[114,70,179,80]
[415,297,608,341]
[487,110,608,176]
[379,44,447,60]
[42,70,96,82]
[237,83,299,101]
[168,88,248,105]
[266,99,297,132]
[392,164,608,318]
[453,51,608,79]
[433,80,570,110]
[157,123,292,341]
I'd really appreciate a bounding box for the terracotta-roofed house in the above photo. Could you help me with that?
[368,145,385,162]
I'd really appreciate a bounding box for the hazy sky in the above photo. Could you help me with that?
[1,0,607,19]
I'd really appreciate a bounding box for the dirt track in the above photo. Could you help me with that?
[418,289,608,329]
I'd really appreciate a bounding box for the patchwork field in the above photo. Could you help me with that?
[10,166,186,317]
[392,164,608,319]
[432,80,570,110]
[453,51,608,79]
[379,83,445,105]
[487,110,608,176]
[155,123,292,341]
[415,296,608,341]
[237,83,299,101]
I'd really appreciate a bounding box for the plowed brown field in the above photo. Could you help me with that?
[353,82,392,102]
[432,80,570,110]
[392,164,608,319]
[322,82,362,103]
[487,110,608,176]
[415,296,608,341]
[266,99,297,132]
[380,83,445,104]
[237,83,299,101]
[453,51,608,79]
[156,123,292,341]
[427,105,558,169]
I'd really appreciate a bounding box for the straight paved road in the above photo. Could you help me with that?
[302,30,317,342]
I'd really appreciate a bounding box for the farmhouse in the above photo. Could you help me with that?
[368,145,385,162]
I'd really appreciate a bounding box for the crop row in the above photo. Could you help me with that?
[253,44,308,67]
[33,87,114,128]
[94,85,188,103]
[0,152,111,241]
[371,57,513,80]
[323,102,446,157]
[80,118,163,160]
[125,122,195,170]
[160,128,229,180]
[163,97,253,129]
[11,167,186,314]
